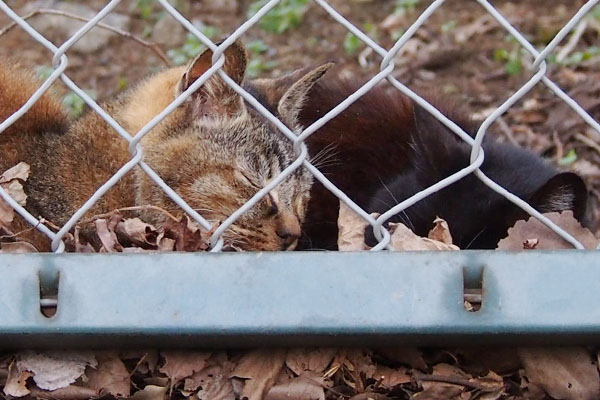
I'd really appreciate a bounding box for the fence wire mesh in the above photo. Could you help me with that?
[0,0,598,252]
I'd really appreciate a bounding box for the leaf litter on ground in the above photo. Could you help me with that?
[1,186,599,400]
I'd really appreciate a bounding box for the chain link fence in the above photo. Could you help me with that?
[0,0,598,253]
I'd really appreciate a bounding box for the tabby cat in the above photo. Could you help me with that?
[0,42,329,251]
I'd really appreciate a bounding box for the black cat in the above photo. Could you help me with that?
[289,74,587,250]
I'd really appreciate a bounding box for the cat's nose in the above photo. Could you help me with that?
[276,212,301,250]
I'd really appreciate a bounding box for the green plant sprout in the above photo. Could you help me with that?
[36,66,95,118]
[558,149,578,166]
[344,22,378,55]
[246,39,276,78]
[167,25,219,66]
[247,0,310,34]
[395,0,420,14]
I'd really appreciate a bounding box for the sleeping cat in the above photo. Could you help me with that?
[0,42,329,251]
[252,69,588,250]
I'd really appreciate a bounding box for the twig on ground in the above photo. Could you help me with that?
[557,18,588,63]
[413,373,486,391]
[128,353,148,381]
[496,117,520,147]
[552,130,565,161]
[0,8,172,66]
[303,375,352,398]
[575,132,600,157]
[79,205,180,225]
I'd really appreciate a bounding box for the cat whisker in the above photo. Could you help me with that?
[465,228,486,249]
[374,175,417,233]
[310,142,340,170]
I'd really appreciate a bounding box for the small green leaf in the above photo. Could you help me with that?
[35,65,54,81]
[118,77,128,92]
[62,90,96,118]
[395,0,420,13]
[441,20,456,33]
[592,4,600,20]
[246,58,278,78]
[343,33,362,54]
[248,0,310,34]
[247,39,269,55]
[505,56,522,75]
[167,26,218,65]
[391,29,405,41]
[558,149,578,166]
[494,48,509,62]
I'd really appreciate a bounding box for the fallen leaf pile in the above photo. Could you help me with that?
[78,213,213,253]
[2,347,600,399]
[2,176,600,399]
[497,210,599,250]
[337,203,459,251]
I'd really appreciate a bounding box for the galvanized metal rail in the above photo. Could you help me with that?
[1,251,599,348]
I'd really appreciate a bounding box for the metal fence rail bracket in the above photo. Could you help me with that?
[1,251,599,348]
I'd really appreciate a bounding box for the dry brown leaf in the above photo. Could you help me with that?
[340,349,376,392]
[337,201,369,251]
[428,217,453,245]
[348,393,389,400]
[453,14,495,43]
[3,361,32,397]
[474,371,505,399]
[414,385,464,400]
[513,109,547,124]
[265,372,325,400]
[157,234,176,251]
[379,12,406,32]
[120,350,158,374]
[0,162,30,183]
[196,373,235,400]
[17,351,97,391]
[86,352,130,397]
[186,365,235,400]
[415,363,471,398]
[184,365,216,391]
[130,385,168,400]
[285,348,336,376]
[163,215,209,251]
[0,178,28,227]
[389,222,459,251]
[28,385,99,399]
[497,211,598,250]
[2,180,27,206]
[374,366,411,388]
[94,218,122,252]
[0,162,31,227]
[159,351,211,391]
[0,198,15,227]
[116,217,159,247]
[522,238,539,249]
[519,347,600,400]
[0,241,38,253]
[230,349,286,400]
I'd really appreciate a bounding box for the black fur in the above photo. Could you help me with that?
[294,77,587,250]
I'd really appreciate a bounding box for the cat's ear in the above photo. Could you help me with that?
[527,172,587,220]
[178,40,247,117]
[277,62,334,129]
